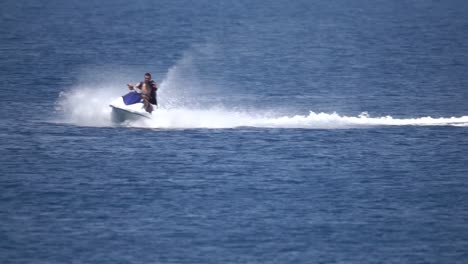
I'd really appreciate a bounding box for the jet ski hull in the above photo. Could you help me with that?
[109,97,154,123]
[110,105,151,123]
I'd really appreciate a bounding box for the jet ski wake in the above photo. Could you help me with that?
[56,87,468,129]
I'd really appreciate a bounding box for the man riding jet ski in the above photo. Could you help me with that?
[109,72,158,123]
[126,72,158,113]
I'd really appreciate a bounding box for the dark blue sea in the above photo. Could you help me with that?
[2,0,468,263]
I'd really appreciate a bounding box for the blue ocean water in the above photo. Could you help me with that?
[1,0,468,263]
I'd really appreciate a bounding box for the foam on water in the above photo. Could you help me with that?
[56,47,468,129]
[135,109,468,129]
[56,86,468,129]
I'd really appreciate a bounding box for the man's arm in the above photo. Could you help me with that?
[127,82,142,91]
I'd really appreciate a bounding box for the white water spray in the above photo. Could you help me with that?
[56,86,468,129]
[56,48,468,129]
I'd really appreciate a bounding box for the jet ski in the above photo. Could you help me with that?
[109,92,156,123]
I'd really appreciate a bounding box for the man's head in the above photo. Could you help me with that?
[144,73,151,82]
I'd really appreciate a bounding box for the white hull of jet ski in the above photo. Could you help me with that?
[109,97,155,123]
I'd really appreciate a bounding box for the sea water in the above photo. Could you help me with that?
[1,0,468,263]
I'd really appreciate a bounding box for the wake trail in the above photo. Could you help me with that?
[130,110,468,129]
[55,88,468,129]
[55,48,468,129]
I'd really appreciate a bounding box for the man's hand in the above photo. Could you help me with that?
[127,83,134,90]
